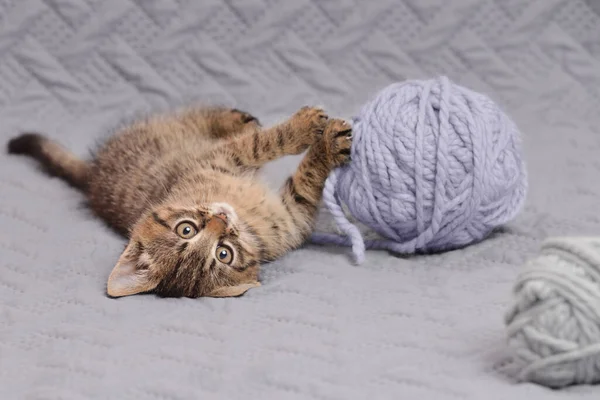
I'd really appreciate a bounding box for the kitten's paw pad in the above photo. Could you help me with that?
[323,119,353,167]
[231,109,261,127]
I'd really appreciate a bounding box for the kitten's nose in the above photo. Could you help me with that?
[205,215,227,235]
[214,213,228,223]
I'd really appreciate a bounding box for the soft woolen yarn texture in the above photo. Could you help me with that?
[311,77,527,263]
[505,237,600,388]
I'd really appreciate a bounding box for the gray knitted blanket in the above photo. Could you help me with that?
[1,0,600,398]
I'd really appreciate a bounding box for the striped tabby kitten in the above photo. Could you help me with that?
[7,106,352,298]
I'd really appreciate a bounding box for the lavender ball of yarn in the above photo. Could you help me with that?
[311,77,527,263]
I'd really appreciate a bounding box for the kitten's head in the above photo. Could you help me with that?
[106,202,261,298]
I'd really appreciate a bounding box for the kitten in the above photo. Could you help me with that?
[7,106,352,298]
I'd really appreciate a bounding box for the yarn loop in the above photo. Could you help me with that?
[311,77,527,263]
[505,237,600,388]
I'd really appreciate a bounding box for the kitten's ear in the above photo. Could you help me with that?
[207,282,261,298]
[106,247,157,298]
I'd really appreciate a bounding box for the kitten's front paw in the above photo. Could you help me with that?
[289,106,329,146]
[321,119,353,168]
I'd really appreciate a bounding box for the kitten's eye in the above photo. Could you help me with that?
[215,245,233,264]
[175,221,198,239]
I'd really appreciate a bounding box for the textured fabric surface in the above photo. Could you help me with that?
[1,0,600,398]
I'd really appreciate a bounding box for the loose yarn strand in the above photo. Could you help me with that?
[316,169,366,263]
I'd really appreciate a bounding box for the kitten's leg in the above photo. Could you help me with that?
[217,106,328,169]
[275,119,352,251]
[179,107,261,139]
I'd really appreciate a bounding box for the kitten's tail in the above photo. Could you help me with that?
[7,133,90,191]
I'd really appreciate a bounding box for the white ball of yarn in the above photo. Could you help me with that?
[505,237,600,388]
